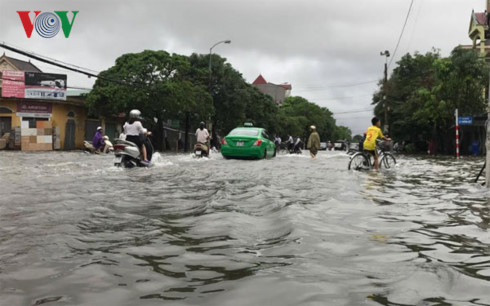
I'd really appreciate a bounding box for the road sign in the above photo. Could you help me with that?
[458,116,473,125]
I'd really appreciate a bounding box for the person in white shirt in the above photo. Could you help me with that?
[119,130,126,140]
[195,121,210,144]
[123,109,151,163]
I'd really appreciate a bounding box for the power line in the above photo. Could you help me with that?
[294,80,378,90]
[0,75,91,90]
[2,41,100,74]
[0,42,146,89]
[308,94,372,101]
[332,109,373,115]
[388,0,415,68]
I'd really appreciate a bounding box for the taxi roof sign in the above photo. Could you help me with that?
[243,122,254,127]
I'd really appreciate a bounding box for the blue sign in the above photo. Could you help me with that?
[458,117,473,125]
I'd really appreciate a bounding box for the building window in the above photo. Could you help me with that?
[67,111,75,117]
[23,117,49,128]
[0,107,13,114]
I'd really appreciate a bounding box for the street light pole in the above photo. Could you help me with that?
[380,50,390,133]
[208,39,231,146]
[209,40,231,72]
[486,68,490,187]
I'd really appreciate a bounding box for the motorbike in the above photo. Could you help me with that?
[113,136,153,167]
[289,138,303,154]
[84,136,114,154]
[194,142,209,158]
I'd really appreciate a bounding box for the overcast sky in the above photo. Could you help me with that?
[0,0,485,134]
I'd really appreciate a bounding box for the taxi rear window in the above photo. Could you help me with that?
[229,128,259,136]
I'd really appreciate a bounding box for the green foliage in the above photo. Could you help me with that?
[276,96,350,141]
[187,53,279,135]
[352,134,363,142]
[85,50,214,150]
[86,50,352,149]
[374,48,488,153]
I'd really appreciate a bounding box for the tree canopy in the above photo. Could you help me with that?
[373,47,488,153]
[86,50,213,149]
[277,96,351,141]
[86,49,352,149]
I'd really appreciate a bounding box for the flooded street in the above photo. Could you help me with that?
[1,150,489,306]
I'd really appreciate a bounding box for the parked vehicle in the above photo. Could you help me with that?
[320,142,327,150]
[113,137,153,167]
[334,140,346,151]
[221,123,276,159]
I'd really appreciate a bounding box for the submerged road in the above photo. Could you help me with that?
[0,150,489,306]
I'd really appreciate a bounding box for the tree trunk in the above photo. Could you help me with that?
[184,112,190,152]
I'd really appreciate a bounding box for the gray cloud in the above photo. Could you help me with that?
[0,0,484,134]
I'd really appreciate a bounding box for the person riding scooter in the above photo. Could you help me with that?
[92,126,105,153]
[123,109,151,164]
[292,136,303,154]
[194,121,210,157]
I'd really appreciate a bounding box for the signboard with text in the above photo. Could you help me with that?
[1,71,25,98]
[458,117,473,125]
[16,101,52,118]
[2,70,67,101]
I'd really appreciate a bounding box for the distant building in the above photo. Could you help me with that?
[467,3,490,59]
[0,53,94,150]
[252,74,291,105]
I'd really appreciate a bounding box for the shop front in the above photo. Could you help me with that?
[0,98,88,150]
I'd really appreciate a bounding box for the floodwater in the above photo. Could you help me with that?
[0,150,489,306]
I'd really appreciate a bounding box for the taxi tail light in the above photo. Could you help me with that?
[221,138,227,145]
[253,139,262,146]
[114,144,126,151]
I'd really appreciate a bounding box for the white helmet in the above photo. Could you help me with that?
[129,109,141,119]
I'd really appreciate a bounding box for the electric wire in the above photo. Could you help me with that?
[2,41,100,74]
[388,0,415,68]
[0,42,147,89]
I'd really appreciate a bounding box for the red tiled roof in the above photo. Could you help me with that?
[474,12,487,26]
[252,74,267,85]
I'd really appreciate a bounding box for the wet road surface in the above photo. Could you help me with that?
[0,150,489,306]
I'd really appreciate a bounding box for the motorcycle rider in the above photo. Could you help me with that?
[92,126,106,153]
[195,121,210,145]
[287,135,294,152]
[123,109,151,164]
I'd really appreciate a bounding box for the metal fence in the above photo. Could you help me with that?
[162,126,196,152]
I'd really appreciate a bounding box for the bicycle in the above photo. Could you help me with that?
[348,140,396,171]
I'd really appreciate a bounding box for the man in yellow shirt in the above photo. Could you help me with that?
[363,117,391,170]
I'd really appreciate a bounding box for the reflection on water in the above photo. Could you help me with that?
[0,151,489,306]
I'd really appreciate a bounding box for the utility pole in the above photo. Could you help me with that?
[486,68,490,187]
[208,40,231,145]
[380,50,390,133]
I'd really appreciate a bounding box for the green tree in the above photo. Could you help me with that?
[86,50,213,150]
[278,96,351,142]
[188,53,278,136]
[373,48,488,154]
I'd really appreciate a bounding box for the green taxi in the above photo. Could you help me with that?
[221,123,276,159]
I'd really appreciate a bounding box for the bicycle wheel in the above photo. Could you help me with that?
[348,153,370,171]
[380,153,396,169]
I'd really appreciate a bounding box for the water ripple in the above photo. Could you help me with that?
[1,151,489,305]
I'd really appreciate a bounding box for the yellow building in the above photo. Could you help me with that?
[0,54,93,150]
[468,1,490,59]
